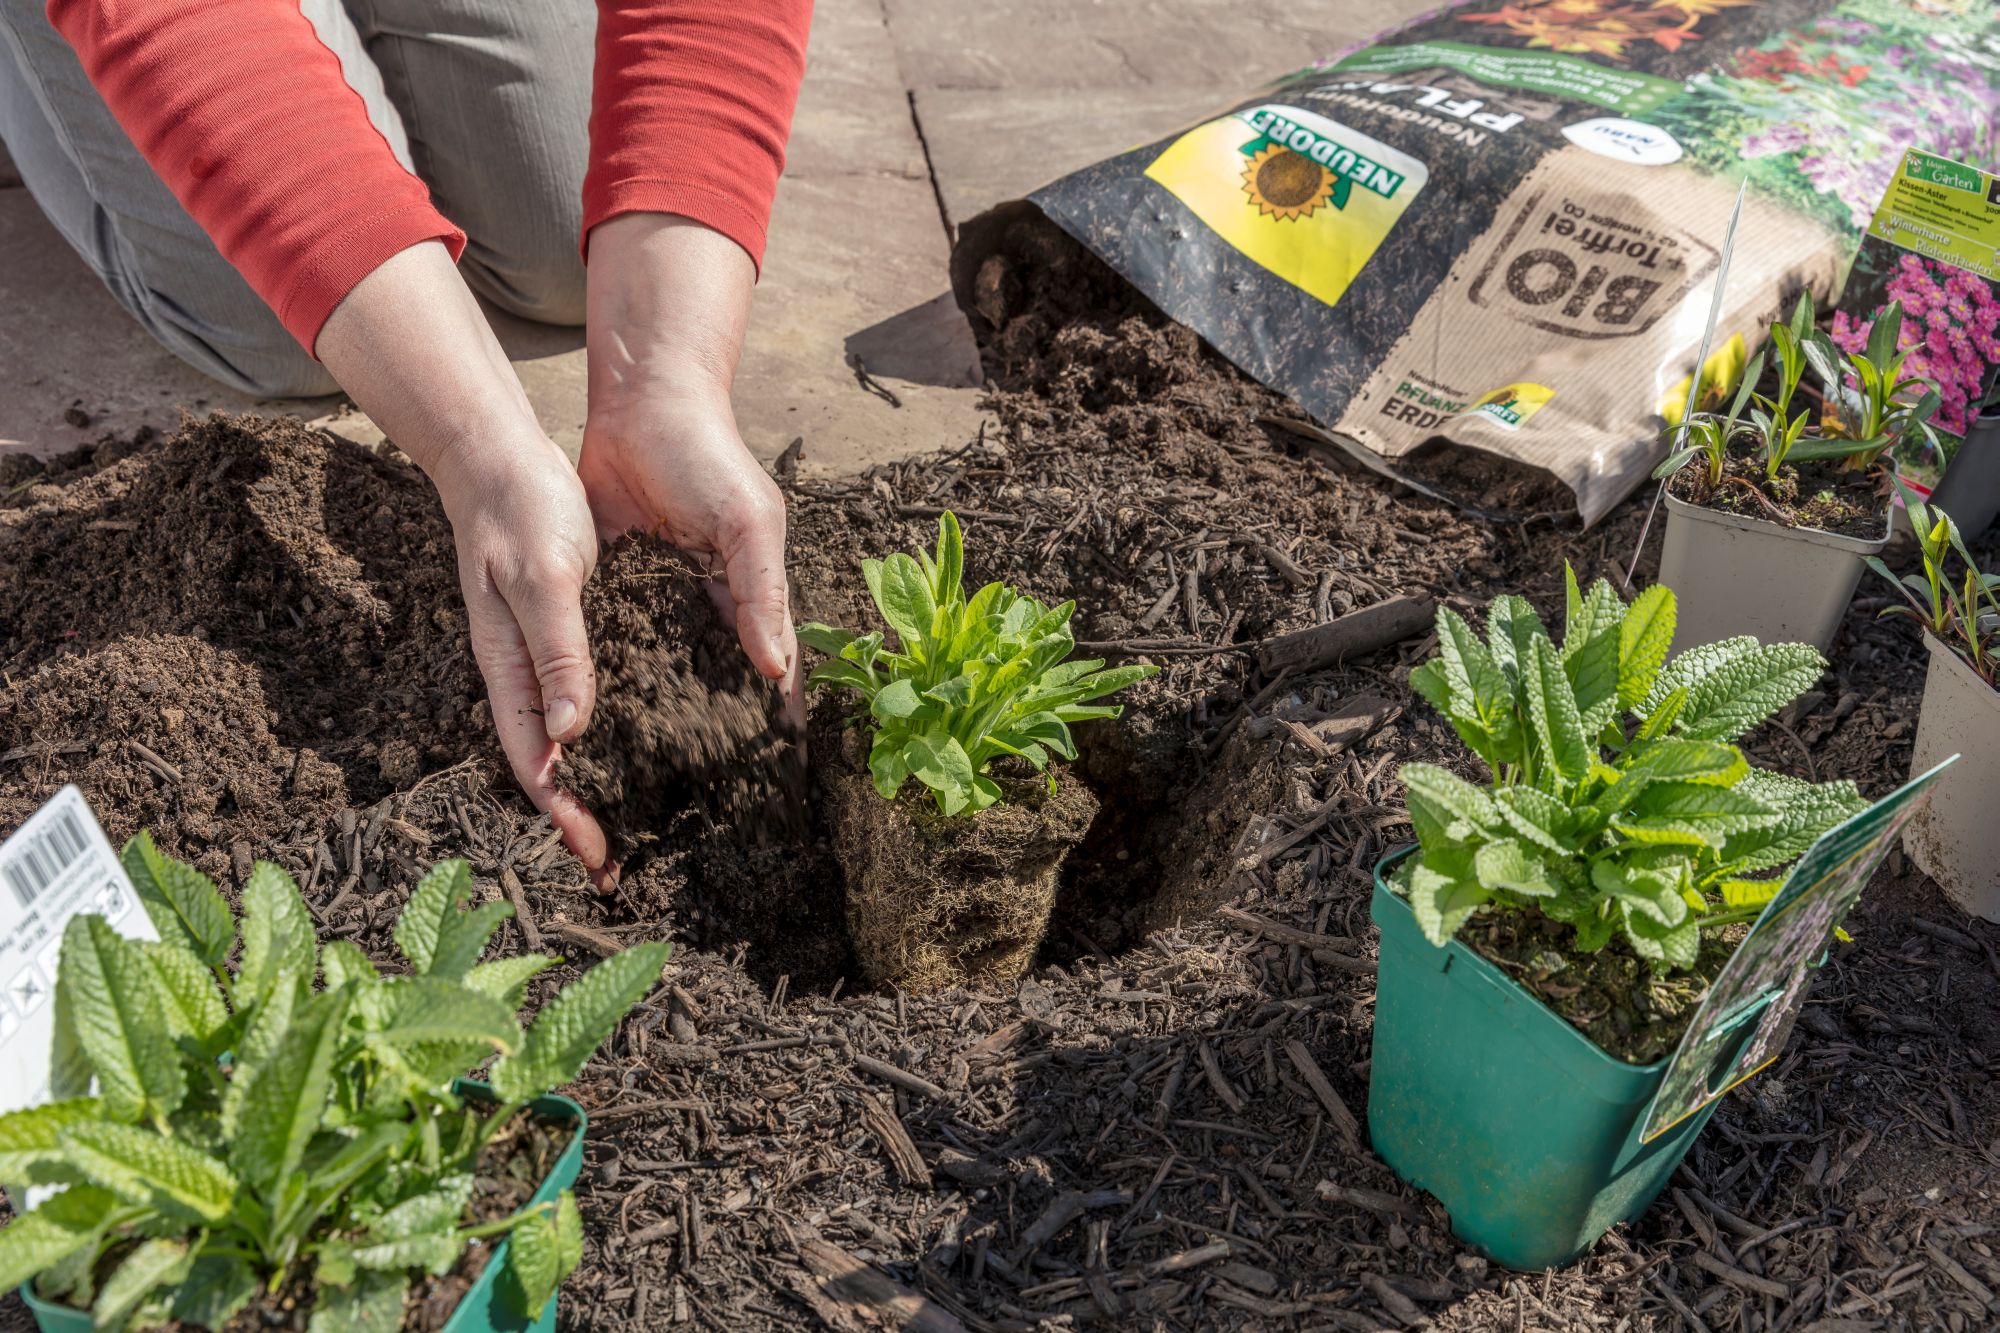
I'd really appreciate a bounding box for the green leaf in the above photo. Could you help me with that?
[172,1254,259,1332]
[797,623,857,658]
[1673,641,1826,742]
[509,1203,565,1320]
[490,941,670,1102]
[1590,859,1689,928]
[933,512,965,606]
[142,942,229,1051]
[120,833,233,968]
[1400,763,1502,848]
[1486,595,1548,686]
[320,939,378,992]
[904,734,977,816]
[61,1121,238,1224]
[1621,782,1779,846]
[345,1229,464,1275]
[1561,573,1624,727]
[1472,840,1558,898]
[870,677,923,720]
[554,1190,583,1279]
[1493,786,1570,855]
[222,968,297,1137]
[1525,634,1591,790]
[57,916,186,1124]
[1617,585,1676,710]
[93,1236,193,1331]
[1719,878,1782,910]
[232,985,353,1197]
[1624,909,1701,968]
[308,1270,407,1332]
[0,1186,122,1292]
[396,860,512,981]
[870,553,937,650]
[237,861,315,1009]
[1406,861,1489,945]
[365,976,522,1054]
[0,1098,99,1189]
[868,740,910,800]
[465,954,562,1010]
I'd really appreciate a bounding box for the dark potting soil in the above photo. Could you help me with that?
[2,240,1996,1331]
[553,535,799,863]
[819,710,1100,995]
[1668,450,1892,540]
[1455,907,1746,1066]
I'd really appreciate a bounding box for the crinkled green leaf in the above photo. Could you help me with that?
[368,1176,473,1240]
[396,860,511,981]
[0,1186,122,1292]
[232,985,352,1196]
[1486,594,1548,686]
[364,976,521,1055]
[509,1202,565,1320]
[1525,634,1591,790]
[121,831,233,967]
[61,1121,237,1224]
[1561,571,1624,728]
[320,939,378,992]
[1591,859,1689,928]
[222,967,297,1138]
[1624,908,1701,968]
[1617,585,1676,710]
[465,954,561,1010]
[0,1098,98,1189]
[490,940,670,1102]
[1673,641,1826,742]
[172,1254,259,1332]
[237,861,315,1009]
[1472,840,1558,898]
[142,941,229,1051]
[1406,861,1489,946]
[1401,763,1503,848]
[93,1236,193,1331]
[309,1270,406,1333]
[57,915,185,1125]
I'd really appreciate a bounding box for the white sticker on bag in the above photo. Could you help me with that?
[0,786,155,1116]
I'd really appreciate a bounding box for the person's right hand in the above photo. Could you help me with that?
[427,429,613,888]
[315,241,615,887]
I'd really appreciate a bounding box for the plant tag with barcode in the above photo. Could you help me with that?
[0,785,154,1116]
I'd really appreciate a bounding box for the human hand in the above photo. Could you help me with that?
[315,242,614,886]
[580,214,799,702]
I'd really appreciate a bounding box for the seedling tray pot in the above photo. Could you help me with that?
[1657,487,1891,656]
[1368,848,1763,1270]
[1926,414,2000,540]
[18,1081,586,1333]
[1904,632,2000,921]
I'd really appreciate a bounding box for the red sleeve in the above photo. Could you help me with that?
[45,0,463,355]
[585,1,812,272]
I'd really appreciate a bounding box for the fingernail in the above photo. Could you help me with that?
[545,697,579,737]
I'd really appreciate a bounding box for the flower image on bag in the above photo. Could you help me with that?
[1833,254,2000,437]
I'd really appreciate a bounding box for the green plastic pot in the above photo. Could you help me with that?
[18,1081,585,1333]
[1367,847,1768,1270]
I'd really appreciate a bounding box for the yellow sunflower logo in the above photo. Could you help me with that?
[1241,144,1337,221]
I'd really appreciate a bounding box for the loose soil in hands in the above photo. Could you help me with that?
[3,231,1995,1332]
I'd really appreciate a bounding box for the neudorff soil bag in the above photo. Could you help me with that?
[952,0,2000,524]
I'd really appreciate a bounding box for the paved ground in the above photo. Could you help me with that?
[0,0,1426,475]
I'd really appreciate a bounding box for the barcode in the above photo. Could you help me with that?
[4,807,91,909]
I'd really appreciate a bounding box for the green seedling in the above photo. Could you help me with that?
[1748,293,1817,482]
[801,512,1156,816]
[1400,568,1867,967]
[1794,300,1942,468]
[1654,346,1761,490]
[1867,477,2000,685]
[0,836,667,1330]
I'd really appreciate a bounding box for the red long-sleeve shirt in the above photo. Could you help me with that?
[46,0,812,354]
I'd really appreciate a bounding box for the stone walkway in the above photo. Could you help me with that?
[0,0,1421,474]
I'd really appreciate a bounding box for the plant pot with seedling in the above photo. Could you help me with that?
[1369,570,1867,1269]
[1656,297,1943,654]
[1867,482,2000,921]
[1,837,667,1332]
[801,513,1154,994]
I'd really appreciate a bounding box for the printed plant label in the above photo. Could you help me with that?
[1468,188,1714,340]
[0,786,152,1119]
[1145,104,1428,310]
[1867,149,2000,283]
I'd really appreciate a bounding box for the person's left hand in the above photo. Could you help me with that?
[578,213,800,707]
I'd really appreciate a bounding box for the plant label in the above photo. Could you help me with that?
[1640,757,1958,1143]
[0,785,153,1118]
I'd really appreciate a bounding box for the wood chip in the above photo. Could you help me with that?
[857,1092,930,1189]
[1284,1040,1360,1144]
[1690,1248,1790,1299]
[851,1052,950,1103]
[1256,594,1434,674]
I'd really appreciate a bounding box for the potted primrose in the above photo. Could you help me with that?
[0,834,667,1332]
[800,513,1154,994]
[1655,296,1944,654]
[1370,570,1867,1268]
[1867,481,2000,921]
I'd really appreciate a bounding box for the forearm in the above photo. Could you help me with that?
[586,213,756,412]
[316,242,553,482]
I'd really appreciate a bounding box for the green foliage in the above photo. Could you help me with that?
[1400,569,1866,967]
[0,845,665,1330]
[1867,475,2000,686]
[800,512,1156,815]
[1655,296,1942,490]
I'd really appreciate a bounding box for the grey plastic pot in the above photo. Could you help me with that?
[1657,485,1891,655]
[1904,631,2000,922]
[1927,412,2000,540]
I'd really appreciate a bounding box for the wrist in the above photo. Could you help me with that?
[586,213,755,409]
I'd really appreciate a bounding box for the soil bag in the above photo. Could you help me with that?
[952,0,2000,524]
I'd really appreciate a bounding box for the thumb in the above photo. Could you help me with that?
[493,547,598,744]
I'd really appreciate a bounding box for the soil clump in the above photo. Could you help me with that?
[821,717,1099,993]
[553,536,799,862]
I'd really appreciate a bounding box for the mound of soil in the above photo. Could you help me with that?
[554,536,798,862]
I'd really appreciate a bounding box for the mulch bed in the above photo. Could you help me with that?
[2,242,1996,1333]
